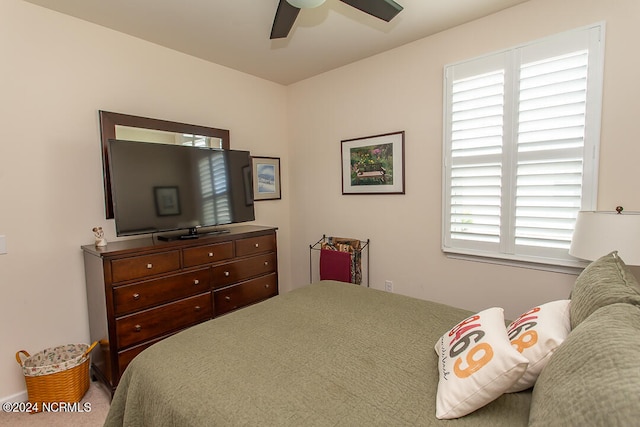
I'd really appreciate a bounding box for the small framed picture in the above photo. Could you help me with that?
[252,156,281,201]
[341,131,405,195]
[154,186,181,216]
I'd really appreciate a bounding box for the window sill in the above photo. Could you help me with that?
[442,248,588,275]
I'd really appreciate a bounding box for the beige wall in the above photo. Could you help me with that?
[2,0,639,402]
[0,0,290,399]
[287,0,640,316]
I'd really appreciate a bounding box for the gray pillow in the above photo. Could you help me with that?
[570,251,640,329]
[529,303,640,426]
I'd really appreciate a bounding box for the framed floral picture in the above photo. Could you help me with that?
[341,131,405,194]
[252,156,281,201]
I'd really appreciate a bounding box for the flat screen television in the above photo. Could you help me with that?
[107,139,255,240]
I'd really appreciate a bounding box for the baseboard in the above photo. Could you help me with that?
[0,389,27,404]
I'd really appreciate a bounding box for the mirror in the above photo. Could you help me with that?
[99,110,231,219]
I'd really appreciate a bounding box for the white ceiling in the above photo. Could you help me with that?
[23,0,529,85]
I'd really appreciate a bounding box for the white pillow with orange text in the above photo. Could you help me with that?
[505,300,571,392]
[434,307,529,419]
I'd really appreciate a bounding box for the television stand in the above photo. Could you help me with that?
[200,228,231,237]
[157,227,230,242]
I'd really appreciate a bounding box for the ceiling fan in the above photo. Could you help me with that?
[270,0,404,39]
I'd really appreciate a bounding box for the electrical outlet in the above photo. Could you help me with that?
[384,280,393,292]
[0,235,6,255]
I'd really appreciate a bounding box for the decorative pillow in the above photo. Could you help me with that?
[570,251,640,329]
[434,307,529,419]
[529,303,640,426]
[505,300,571,392]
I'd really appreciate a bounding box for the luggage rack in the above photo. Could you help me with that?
[309,235,369,287]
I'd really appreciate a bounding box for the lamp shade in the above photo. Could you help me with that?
[286,0,326,8]
[569,210,640,265]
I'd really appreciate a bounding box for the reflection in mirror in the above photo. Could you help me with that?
[99,110,230,219]
[115,125,223,148]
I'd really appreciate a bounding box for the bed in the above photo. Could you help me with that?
[104,281,531,426]
[105,252,640,426]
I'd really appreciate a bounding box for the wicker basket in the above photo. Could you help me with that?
[15,342,97,413]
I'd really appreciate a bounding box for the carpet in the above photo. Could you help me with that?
[0,381,110,426]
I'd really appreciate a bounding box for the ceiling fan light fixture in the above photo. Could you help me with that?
[286,0,326,9]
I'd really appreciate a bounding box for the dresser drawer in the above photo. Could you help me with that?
[235,234,275,257]
[211,253,276,288]
[111,251,181,283]
[116,293,212,348]
[117,336,167,378]
[183,242,233,268]
[113,269,210,316]
[214,273,278,316]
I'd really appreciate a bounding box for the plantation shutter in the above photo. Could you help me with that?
[443,24,603,266]
[449,69,505,247]
[200,153,231,224]
[515,51,589,253]
[212,154,231,223]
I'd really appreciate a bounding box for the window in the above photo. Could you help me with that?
[180,133,211,147]
[442,24,605,267]
[199,153,231,225]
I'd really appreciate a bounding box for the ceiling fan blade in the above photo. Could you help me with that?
[340,0,403,22]
[270,0,301,39]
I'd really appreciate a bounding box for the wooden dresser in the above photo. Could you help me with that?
[82,225,278,395]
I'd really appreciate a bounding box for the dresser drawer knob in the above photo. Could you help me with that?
[255,243,259,248]
[133,293,140,300]
[224,271,230,277]
[193,279,200,285]
[264,261,269,266]
[194,305,201,311]
[134,324,142,332]
[208,252,214,257]
[265,284,270,289]
[225,296,231,301]
[146,263,153,269]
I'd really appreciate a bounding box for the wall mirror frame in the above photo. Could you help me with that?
[99,110,231,219]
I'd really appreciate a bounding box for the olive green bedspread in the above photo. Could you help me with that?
[104,281,531,426]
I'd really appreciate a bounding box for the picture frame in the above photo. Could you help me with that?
[341,131,405,195]
[252,156,281,201]
[154,186,181,216]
